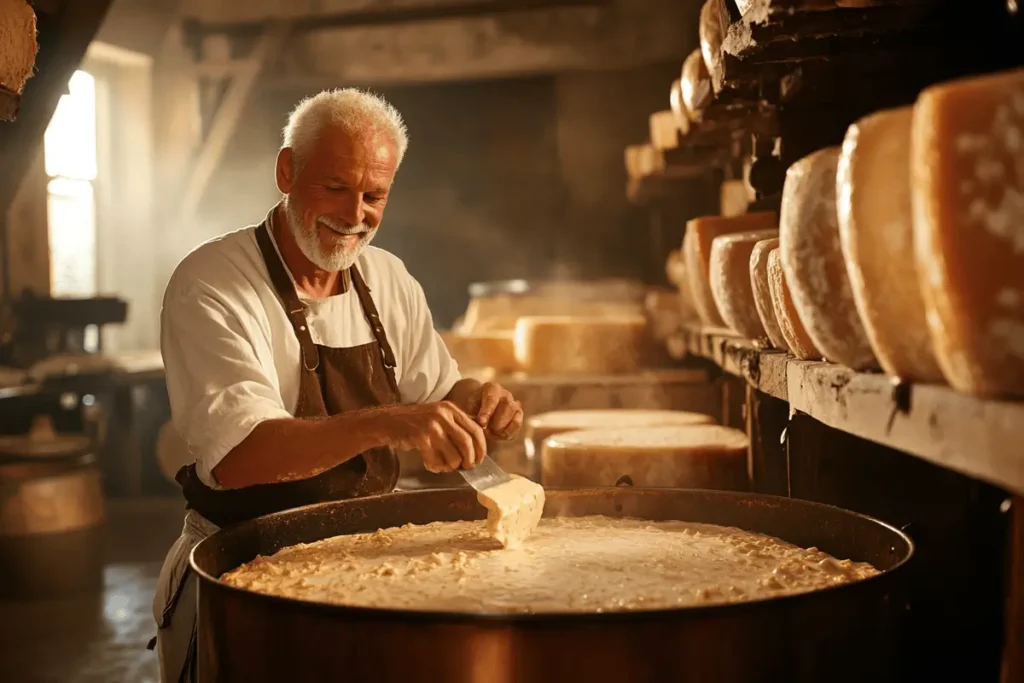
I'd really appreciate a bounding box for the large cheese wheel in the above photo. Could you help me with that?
[750,238,789,351]
[780,147,878,369]
[525,408,715,467]
[650,110,680,151]
[768,248,821,360]
[912,67,1024,397]
[837,106,944,382]
[669,79,691,137]
[698,0,725,93]
[710,229,780,339]
[684,212,778,328]
[680,48,712,122]
[441,331,518,373]
[513,315,652,375]
[541,424,748,490]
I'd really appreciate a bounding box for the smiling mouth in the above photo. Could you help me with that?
[318,221,367,241]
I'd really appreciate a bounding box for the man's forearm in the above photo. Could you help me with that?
[445,378,483,418]
[212,407,392,489]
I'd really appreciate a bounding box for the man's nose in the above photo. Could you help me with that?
[337,192,366,227]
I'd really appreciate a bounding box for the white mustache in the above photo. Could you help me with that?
[317,216,371,236]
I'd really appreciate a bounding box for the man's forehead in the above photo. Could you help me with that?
[313,125,397,167]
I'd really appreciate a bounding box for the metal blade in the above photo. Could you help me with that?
[459,456,512,492]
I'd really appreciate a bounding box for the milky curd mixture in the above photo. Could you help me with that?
[221,515,880,614]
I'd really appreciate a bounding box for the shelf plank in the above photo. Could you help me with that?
[679,325,1024,496]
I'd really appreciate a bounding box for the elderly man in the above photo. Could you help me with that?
[152,89,523,682]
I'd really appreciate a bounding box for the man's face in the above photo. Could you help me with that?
[277,124,399,272]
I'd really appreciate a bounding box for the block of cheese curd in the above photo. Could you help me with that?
[768,248,821,360]
[710,229,780,339]
[524,408,715,467]
[912,67,1024,397]
[750,238,790,351]
[837,106,945,382]
[541,424,748,490]
[513,315,653,375]
[680,48,713,122]
[780,147,878,369]
[684,212,779,328]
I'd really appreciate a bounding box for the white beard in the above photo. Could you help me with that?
[282,197,377,272]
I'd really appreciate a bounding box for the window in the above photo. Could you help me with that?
[44,70,98,298]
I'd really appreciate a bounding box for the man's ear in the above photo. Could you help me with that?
[276,148,295,194]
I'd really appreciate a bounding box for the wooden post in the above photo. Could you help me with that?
[745,385,788,496]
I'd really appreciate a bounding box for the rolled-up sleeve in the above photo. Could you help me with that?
[161,283,292,486]
[397,273,461,405]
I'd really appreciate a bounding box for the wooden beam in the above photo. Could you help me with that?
[178,23,287,223]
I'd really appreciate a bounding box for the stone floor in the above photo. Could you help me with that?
[0,498,185,683]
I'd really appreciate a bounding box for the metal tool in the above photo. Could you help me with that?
[458,456,512,492]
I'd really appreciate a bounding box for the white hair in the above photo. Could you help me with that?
[282,88,409,169]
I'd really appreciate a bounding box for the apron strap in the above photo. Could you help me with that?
[350,265,401,396]
[254,217,323,373]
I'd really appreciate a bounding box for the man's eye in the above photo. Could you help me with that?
[325,185,344,192]
[366,195,385,204]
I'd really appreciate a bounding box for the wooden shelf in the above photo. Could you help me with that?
[673,325,1024,496]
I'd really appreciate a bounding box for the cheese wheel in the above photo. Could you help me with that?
[698,0,725,93]
[780,147,878,369]
[710,229,780,339]
[750,238,790,351]
[768,248,821,360]
[837,107,944,382]
[911,67,1024,397]
[542,424,748,490]
[513,315,652,375]
[720,179,749,218]
[668,79,691,136]
[650,110,680,151]
[525,408,715,467]
[442,331,518,373]
[685,212,779,328]
[680,48,712,122]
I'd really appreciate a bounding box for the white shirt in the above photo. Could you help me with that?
[161,225,461,487]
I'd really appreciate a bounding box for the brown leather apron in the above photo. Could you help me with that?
[153,218,401,682]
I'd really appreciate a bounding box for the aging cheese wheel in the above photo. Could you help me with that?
[837,106,944,382]
[669,79,691,137]
[684,212,779,328]
[541,424,748,490]
[650,110,680,151]
[710,230,780,340]
[441,331,518,373]
[624,144,664,179]
[699,0,725,94]
[680,48,713,122]
[513,315,652,375]
[911,67,1024,397]
[750,238,789,351]
[525,408,715,466]
[768,248,821,360]
[780,147,878,369]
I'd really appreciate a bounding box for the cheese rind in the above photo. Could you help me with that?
[685,212,779,328]
[669,79,691,136]
[710,229,780,339]
[525,408,715,465]
[681,48,712,122]
[513,315,653,375]
[838,106,945,382]
[750,238,789,351]
[768,248,821,360]
[911,67,1024,397]
[542,424,748,490]
[780,147,878,369]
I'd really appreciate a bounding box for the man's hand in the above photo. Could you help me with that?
[474,382,523,440]
[382,401,487,473]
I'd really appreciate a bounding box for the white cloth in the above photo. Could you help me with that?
[160,224,461,488]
